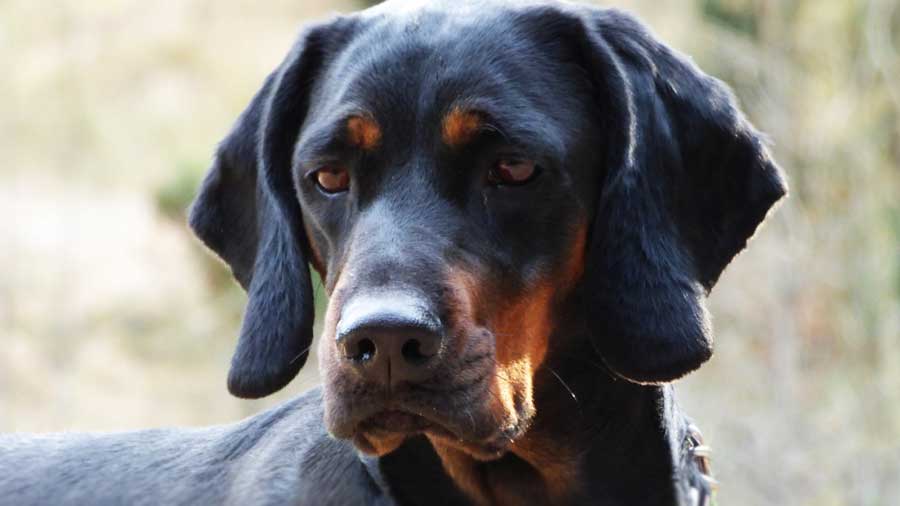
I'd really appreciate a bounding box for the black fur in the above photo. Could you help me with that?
[1,1,785,505]
[580,9,786,383]
[188,22,349,398]
[191,2,785,396]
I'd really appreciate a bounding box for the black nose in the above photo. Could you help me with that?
[335,293,443,387]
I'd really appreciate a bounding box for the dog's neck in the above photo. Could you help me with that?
[376,336,699,505]
[438,351,685,505]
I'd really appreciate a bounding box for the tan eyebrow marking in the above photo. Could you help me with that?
[346,115,382,151]
[442,107,483,148]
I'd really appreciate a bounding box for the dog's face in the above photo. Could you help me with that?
[297,11,599,458]
[190,0,785,460]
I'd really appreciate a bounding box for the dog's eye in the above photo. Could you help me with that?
[487,158,539,186]
[313,166,350,193]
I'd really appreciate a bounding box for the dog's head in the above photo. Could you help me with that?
[190,1,785,459]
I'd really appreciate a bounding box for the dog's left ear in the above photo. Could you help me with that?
[576,8,788,383]
[189,20,356,398]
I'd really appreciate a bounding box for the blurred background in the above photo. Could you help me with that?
[1,0,898,504]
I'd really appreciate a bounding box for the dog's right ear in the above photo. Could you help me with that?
[189,20,355,398]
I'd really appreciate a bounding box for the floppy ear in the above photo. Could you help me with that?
[189,23,346,398]
[579,9,787,383]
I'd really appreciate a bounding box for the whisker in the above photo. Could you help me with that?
[552,351,616,379]
[548,366,579,406]
[289,345,313,364]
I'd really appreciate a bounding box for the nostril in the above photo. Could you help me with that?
[401,339,424,365]
[349,338,377,362]
[401,338,434,365]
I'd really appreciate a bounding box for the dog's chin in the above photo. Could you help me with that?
[346,409,528,461]
[350,410,433,456]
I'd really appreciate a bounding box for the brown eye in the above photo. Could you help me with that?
[487,158,539,186]
[314,166,350,193]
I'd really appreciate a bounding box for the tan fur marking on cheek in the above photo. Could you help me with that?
[485,282,556,435]
[346,116,381,151]
[491,221,587,369]
[493,355,534,424]
[442,107,482,147]
[493,282,555,368]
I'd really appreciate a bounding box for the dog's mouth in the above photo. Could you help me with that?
[346,400,530,461]
[351,408,453,456]
[322,323,534,460]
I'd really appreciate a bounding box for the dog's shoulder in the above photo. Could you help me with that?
[220,388,387,505]
[0,388,385,506]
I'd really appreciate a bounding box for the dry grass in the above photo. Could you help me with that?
[1,1,898,504]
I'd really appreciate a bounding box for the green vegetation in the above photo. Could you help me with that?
[155,161,204,222]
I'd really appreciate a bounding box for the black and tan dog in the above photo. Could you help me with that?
[0,1,786,504]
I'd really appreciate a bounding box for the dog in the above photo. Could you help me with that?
[0,1,786,504]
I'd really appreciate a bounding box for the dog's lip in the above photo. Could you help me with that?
[352,407,466,447]
[327,373,522,456]
[351,406,524,460]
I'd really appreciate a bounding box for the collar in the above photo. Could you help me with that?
[682,423,718,506]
